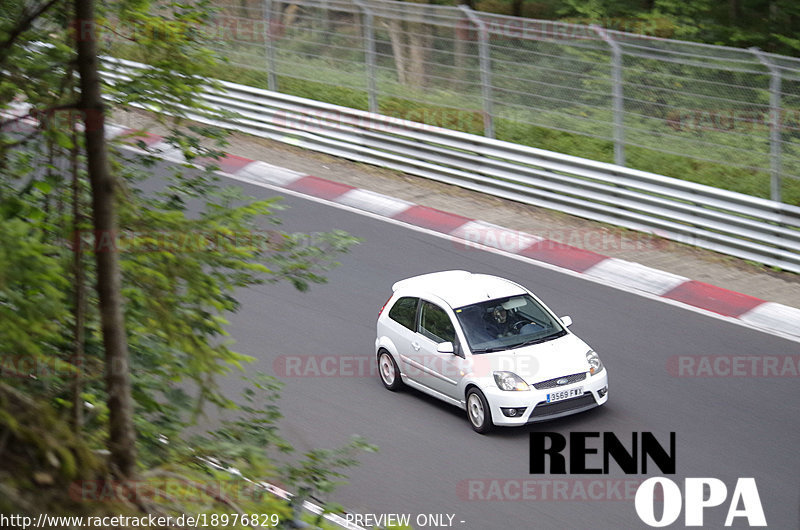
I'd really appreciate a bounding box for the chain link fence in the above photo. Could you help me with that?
[166,0,800,203]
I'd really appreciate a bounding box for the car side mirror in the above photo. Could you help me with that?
[437,341,455,354]
[560,315,573,327]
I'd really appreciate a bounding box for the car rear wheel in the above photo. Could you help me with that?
[466,388,494,433]
[378,350,403,391]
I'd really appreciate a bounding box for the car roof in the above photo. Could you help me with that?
[392,270,527,309]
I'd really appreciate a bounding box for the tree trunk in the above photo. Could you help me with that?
[384,19,407,85]
[73,0,137,478]
[512,0,523,18]
[728,0,739,25]
[70,124,86,433]
[406,21,428,89]
[454,17,468,87]
[768,0,778,29]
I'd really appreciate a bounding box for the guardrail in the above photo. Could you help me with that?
[103,57,800,274]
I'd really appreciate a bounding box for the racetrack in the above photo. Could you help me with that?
[197,167,799,529]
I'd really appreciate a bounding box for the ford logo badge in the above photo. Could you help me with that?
[556,378,569,385]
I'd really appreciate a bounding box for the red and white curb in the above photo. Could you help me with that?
[147,135,799,343]
[4,109,799,343]
[213,150,800,342]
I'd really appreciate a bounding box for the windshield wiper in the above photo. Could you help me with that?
[511,330,567,349]
[470,346,505,354]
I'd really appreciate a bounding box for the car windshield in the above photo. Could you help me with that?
[453,294,566,354]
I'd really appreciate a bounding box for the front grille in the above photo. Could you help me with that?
[528,393,597,419]
[532,372,587,390]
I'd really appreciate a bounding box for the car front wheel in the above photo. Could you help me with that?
[378,350,404,391]
[466,388,494,433]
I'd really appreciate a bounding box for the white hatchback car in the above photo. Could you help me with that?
[375,271,608,433]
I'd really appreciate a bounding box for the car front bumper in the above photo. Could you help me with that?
[484,370,608,426]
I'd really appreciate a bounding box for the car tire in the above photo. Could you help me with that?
[378,350,404,391]
[466,388,494,433]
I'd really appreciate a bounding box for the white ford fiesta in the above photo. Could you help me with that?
[375,270,608,433]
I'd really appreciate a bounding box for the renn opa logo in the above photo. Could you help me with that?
[529,432,767,527]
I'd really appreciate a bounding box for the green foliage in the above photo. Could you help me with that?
[279,76,370,110]
[2,0,372,525]
[283,436,378,500]
[507,0,800,54]
[193,374,291,466]
[0,218,68,361]
[282,436,378,527]
[558,0,608,21]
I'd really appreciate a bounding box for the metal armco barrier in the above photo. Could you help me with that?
[103,57,800,274]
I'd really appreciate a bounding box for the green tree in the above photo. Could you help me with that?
[1,0,369,523]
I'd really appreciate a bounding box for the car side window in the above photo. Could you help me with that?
[388,297,419,330]
[419,301,456,344]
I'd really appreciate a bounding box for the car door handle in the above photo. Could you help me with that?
[411,341,421,351]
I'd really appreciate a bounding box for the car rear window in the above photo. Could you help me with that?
[388,296,418,330]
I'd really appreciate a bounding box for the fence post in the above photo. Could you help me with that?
[458,5,494,138]
[354,0,378,113]
[263,0,278,91]
[751,48,783,203]
[592,25,625,167]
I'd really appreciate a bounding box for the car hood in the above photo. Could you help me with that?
[471,333,591,384]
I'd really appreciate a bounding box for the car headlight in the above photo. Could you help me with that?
[493,371,530,391]
[586,349,604,375]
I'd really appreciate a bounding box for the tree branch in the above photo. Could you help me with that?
[0,0,64,60]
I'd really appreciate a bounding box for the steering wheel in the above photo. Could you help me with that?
[511,320,528,334]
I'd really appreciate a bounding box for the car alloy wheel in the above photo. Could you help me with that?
[466,388,494,433]
[378,350,403,391]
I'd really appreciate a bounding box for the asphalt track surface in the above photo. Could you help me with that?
[158,161,799,529]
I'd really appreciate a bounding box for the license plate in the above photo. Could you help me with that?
[547,387,583,403]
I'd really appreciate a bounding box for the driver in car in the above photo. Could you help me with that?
[487,306,518,338]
